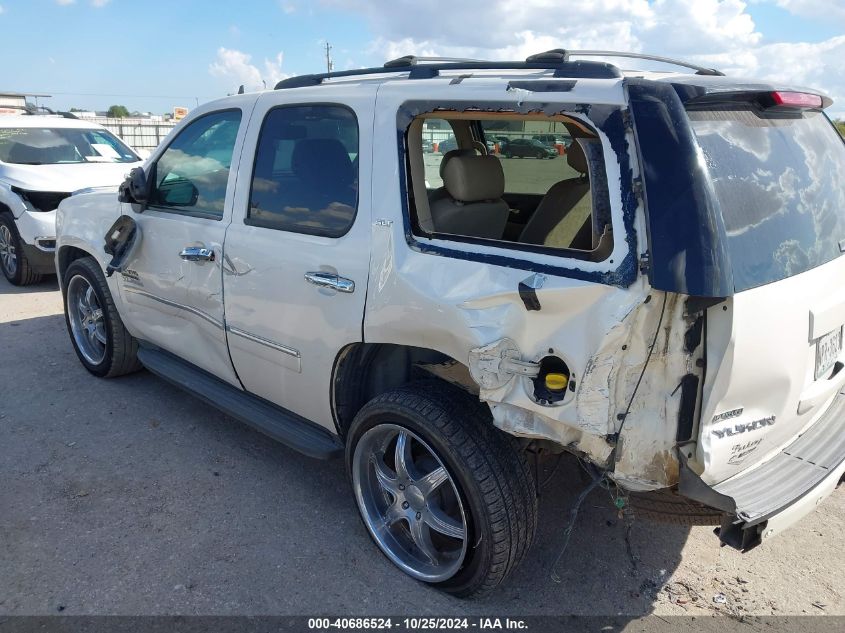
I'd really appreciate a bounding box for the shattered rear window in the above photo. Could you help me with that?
[689,107,845,291]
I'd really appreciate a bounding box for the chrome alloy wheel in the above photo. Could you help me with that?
[0,224,17,277]
[66,275,107,365]
[352,424,468,582]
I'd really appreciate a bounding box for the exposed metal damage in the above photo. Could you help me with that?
[468,290,707,492]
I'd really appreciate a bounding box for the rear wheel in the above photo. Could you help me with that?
[346,380,537,598]
[0,215,42,286]
[63,256,141,378]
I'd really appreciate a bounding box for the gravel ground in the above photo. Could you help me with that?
[1,275,843,617]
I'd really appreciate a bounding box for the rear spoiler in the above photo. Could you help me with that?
[668,78,833,110]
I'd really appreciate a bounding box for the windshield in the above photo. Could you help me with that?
[0,126,139,165]
[689,107,845,292]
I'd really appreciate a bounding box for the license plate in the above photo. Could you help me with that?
[815,327,843,380]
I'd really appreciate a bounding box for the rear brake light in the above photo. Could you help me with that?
[771,91,823,109]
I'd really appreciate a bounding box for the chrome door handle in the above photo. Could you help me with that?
[179,246,215,262]
[304,271,355,293]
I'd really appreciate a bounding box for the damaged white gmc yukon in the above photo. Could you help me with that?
[55,50,845,597]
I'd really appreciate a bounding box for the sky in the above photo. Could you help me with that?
[1,0,844,117]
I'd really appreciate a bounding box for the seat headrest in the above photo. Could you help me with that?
[567,139,589,175]
[443,155,505,202]
[439,148,475,179]
[292,138,354,186]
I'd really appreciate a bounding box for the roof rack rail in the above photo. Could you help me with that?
[540,49,724,76]
[275,55,622,89]
[273,48,721,90]
[383,55,487,67]
[20,104,57,115]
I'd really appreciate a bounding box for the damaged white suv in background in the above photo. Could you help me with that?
[0,113,141,285]
[54,50,845,597]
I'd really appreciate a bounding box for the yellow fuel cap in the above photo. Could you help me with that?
[544,373,569,391]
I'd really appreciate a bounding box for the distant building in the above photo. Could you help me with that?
[0,91,51,114]
[0,91,177,151]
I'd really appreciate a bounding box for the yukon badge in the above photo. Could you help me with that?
[712,415,776,439]
[712,408,743,423]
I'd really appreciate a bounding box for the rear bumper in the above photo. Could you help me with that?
[681,388,845,550]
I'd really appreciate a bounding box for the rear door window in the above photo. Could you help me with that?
[247,104,359,237]
[689,107,845,291]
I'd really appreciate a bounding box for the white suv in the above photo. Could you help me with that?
[54,50,845,597]
[0,114,141,285]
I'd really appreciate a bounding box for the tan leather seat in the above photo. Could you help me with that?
[519,140,594,249]
[428,148,475,206]
[429,154,510,239]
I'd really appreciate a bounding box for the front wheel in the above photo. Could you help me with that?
[63,256,141,378]
[346,380,537,598]
[0,215,42,286]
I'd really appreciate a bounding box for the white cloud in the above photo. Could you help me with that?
[772,0,845,24]
[55,0,75,5]
[326,0,844,117]
[0,4,5,14]
[208,47,289,92]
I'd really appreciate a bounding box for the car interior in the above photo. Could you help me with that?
[405,113,613,261]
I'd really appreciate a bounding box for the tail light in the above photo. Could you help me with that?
[770,91,824,109]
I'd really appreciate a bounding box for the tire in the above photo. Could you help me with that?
[346,380,537,598]
[62,256,141,378]
[628,489,723,526]
[503,152,512,159]
[0,214,42,286]
[535,150,544,159]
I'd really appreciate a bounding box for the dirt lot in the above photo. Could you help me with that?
[1,275,843,617]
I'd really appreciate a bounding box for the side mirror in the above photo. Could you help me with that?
[118,167,150,207]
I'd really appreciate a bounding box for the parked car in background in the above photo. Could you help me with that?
[502,137,558,158]
[437,135,458,153]
[55,50,845,598]
[0,114,141,285]
[531,133,558,147]
[421,138,433,153]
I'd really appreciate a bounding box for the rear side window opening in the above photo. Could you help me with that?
[688,106,845,291]
[404,112,614,262]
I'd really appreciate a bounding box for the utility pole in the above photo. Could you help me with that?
[324,41,334,74]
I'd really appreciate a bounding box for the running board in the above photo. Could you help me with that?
[137,345,343,459]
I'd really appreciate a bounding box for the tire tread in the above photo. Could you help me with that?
[0,215,43,286]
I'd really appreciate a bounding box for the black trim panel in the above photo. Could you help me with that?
[625,80,733,297]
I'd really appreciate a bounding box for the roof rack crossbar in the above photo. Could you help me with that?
[562,50,724,76]
[275,58,622,89]
[383,55,487,67]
